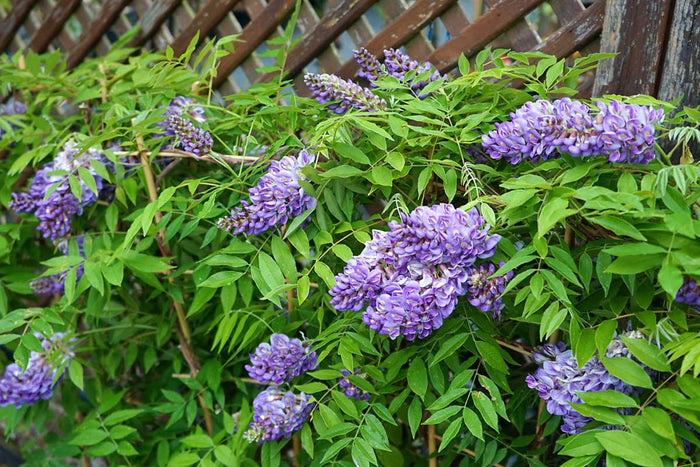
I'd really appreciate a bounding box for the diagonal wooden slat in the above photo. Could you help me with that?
[378,0,434,60]
[66,0,130,68]
[548,0,585,22]
[483,0,540,51]
[0,0,39,51]
[170,0,241,56]
[532,0,604,58]
[213,0,297,87]
[259,0,379,82]
[335,0,457,79]
[27,0,80,53]
[127,0,183,48]
[426,0,544,72]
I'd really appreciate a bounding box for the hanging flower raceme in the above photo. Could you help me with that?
[304,73,387,114]
[0,100,26,139]
[675,276,700,311]
[157,96,212,155]
[330,204,501,340]
[338,369,370,401]
[245,334,318,385]
[243,387,314,442]
[217,151,317,236]
[353,48,382,83]
[482,98,663,165]
[0,333,74,408]
[465,261,514,319]
[30,236,86,295]
[526,334,647,434]
[9,141,113,240]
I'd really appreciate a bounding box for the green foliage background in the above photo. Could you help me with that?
[0,25,699,467]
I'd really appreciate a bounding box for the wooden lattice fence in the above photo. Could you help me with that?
[0,0,605,96]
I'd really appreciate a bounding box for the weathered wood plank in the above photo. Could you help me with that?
[259,0,379,82]
[66,0,129,68]
[334,0,457,79]
[532,0,604,57]
[0,0,39,51]
[213,0,297,87]
[426,0,544,73]
[592,0,674,96]
[378,0,434,60]
[548,0,585,22]
[170,0,241,55]
[657,0,700,109]
[127,0,183,48]
[483,0,540,51]
[27,0,80,53]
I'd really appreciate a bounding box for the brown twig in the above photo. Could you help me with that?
[133,120,211,435]
[113,149,261,166]
[428,424,437,467]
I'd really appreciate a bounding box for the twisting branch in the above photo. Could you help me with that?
[133,120,212,435]
[113,149,262,166]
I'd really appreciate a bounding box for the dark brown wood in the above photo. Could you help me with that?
[548,0,585,23]
[532,0,605,58]
[657,0,700,109]
[483,0,540,51]
[335,0,457,79]
[0,0,39,51]
[127,0,182,48]
[259,0,379,82]
[66,0,129,68]
[592,0,674,97]
[170,0,241,56]
[27,0,80,53]
[426,0,544,72]
[213,0,297,87]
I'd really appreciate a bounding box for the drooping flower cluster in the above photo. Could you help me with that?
[304,73,387,114]
[217,150,317,236]
[482,98,663,165]
[330,204,501,340]
[526,335,646,434]
[0,100,26,139]
[353,47,446,97]
[244,334,316,442]
[30,237,86,295]
[158,96,212,156]
[243,387,314,442]
[338,369,370,401]
[245,333,318,385]
[9,141,113,240]
[675,276,700,311]
[465,261,514,319]
[0,333,73,408]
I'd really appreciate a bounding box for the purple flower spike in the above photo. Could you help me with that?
[0,100,26,139]
[551,98,599,158]
[594,101,663,164]
[330,204,501,340]
[304,73,387,114]
[383,48,446,97]
[167,115,213,156]
[9,141,112,240]
[526,334,647,434]
[353,48,382,84]
[466,261,514,319]
[675,276,700,311]
[244,387,314,442]
[339,369,370,401]
[245,333,317,385]
[217,151,317,236]
[0,332,74,408]
[158,96,206,137]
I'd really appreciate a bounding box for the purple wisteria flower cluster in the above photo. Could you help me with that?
[158,96,212,156]
[217,150,317,236]
[243,387,314,442]
[482,98,664,165]
[304,73,387,114]
[466,261,514,319]
[9,141,113,240]
[0,332,73,408]
[0,100,26,139]
[675,276,700,311]
[245,333,318,385]
[244,333,316,442]
[526,333,646,434]
[338,369,370,401]
[30,237,86,295]
[329,204,501,340]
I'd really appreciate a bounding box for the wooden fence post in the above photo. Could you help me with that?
[592,0,674,97]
